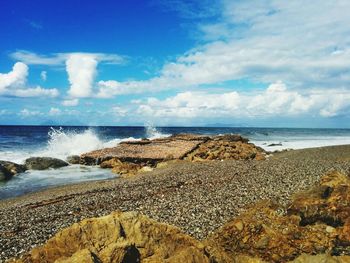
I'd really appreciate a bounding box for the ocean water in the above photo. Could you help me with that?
[1,125,350,199]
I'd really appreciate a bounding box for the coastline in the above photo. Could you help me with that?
[1,144,350,260]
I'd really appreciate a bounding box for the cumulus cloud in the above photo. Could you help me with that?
[66,54,98,98]
[62,98,79,106]
[136,82,350,119]
[0,62,28,92]
[0,62,58,97]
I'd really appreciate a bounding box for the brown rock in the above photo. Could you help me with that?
[291,254,350,263]
[100,158,142,176]
[10,211,210,263]
[205,171,350,262]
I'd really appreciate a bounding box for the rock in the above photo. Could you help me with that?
[205,171,350,262]
[10,211,210,263]
[0,164,12,181]
[0,160,27,181]
[185,137,266,161]
[291,254,350,263]
[268,143,283,147]
[25,157,69,170]
[139,166,153,173]
[66,155,80,164]
[81,133,266,176]
[100,158,142,176]
[288,171,350,227]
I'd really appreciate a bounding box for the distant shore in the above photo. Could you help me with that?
[1,144,350,260]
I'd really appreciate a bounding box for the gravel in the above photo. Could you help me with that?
[1,145,350,261]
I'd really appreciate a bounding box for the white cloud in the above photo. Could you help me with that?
[11,86,59,97]
[41,71,47,81]
[66,54,97,98]
[10,50,124,66]
[136,82,350,119]
[62,98,79,106]
[112,106,128,117]
[0,62,28,92]
[94,0,350,98]
[49,107,61,116]
[19,109,42,117]
[0,62,58,97]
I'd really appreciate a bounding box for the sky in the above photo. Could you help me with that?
[1,0,350,127]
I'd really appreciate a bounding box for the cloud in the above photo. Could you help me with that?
[112,106,128,117]
[41,71,47,81]
[19,109,42,117]
[66,54,98,98]
[94,0,350,98]
[0,62,59,97]
[10,50,125,66]
[11,86,59,97]
[62,98,79,106]
[0,62,28,92]
[48,107,61,116]
[136,81,350,119]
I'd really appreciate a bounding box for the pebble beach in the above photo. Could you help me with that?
[1,145,350,261]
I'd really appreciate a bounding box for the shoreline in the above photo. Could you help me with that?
[1,143,350,204]
[1,144,350,260]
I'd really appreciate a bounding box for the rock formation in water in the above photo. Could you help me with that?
[81,133,266,176]
[0,160,27,181]
[9,171,350,262]
[24,157,69,170]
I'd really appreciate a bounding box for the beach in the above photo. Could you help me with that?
[1,144,350,261]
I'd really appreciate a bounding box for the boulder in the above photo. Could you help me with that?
[66,155,81,164]
[0,160,27,181]
[25,157,69,170]
[10,211,210,263]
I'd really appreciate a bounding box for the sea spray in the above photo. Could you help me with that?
[144,125,170,139]
[43,127,138,160]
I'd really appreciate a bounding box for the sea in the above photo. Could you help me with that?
[1,125,350,199]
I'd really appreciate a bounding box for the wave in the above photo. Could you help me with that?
[252,136,350,151]
[144,125,170,139]
[0,126,171,164]
[41,127,138,160]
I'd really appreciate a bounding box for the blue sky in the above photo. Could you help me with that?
[1,0,350,127]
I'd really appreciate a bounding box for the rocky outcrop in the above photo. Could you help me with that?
[10,211,210,263]
[184,136,266,162]
[81,134,266,176]
[0,160,27,181]
[25,157,69,170]
[205,171,350,262]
